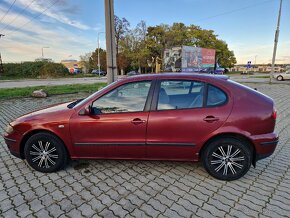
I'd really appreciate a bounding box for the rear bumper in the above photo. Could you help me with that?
[250,132,279,162]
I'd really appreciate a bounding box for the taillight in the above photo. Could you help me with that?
[272,109,277,119]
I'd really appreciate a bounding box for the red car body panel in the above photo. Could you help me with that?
[3,73,278,163]
[69,111,149,158]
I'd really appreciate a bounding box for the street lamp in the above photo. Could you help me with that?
[98,32,105,73]
[254,55,258,65]
[42,46,49,58]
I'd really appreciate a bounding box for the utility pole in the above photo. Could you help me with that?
[270,0,283,84]
[0,34,5,77]
[98,32,105,73]
[104,0,117,84]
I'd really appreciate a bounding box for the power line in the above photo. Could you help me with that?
[4,0,60,36]
[0,0,36,32]
[0,0,17,23]
[194,0,273,23]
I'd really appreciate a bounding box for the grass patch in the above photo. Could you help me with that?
[0,83,107,99]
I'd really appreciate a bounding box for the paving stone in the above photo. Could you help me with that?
[140,203,160,217]
[35,209,50,217]
[79,203,95,217]
[2,208,18,218]
[15,203,31,217]
[67,208,83,218]
[109,203,129,217]
[1,86,290,218]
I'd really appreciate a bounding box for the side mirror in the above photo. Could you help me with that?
[79,105,91,116]
[84,105,91,115]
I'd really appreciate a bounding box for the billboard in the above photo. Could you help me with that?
[181,46,216,72]
[163,47,182,72]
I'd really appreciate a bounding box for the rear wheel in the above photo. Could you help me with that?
[24,132,68,173]
[277,76,283,81]
[202,138,252,181]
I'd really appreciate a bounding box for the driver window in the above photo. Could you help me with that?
[92,81,151,114]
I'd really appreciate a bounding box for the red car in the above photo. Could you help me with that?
[3,73,278,180]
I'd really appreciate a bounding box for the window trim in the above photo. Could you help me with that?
[90,80,155,115]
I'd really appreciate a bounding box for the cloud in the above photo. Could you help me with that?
[0,9,97,63]
[3,0,92,30]
[0,0,103,63]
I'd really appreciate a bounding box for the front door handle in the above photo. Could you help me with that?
[131,118,146,125]
[203,116,219,123]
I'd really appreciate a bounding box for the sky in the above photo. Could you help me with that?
[0,0,289,65]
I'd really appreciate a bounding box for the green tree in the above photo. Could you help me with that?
[79,53,92,73]
[114,16,130,56]
[146,23,237,68]
[90,48,107,71]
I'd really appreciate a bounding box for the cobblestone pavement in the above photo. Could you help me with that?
[1,84,290,218]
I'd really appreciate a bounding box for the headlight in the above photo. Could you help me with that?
[5,125,14,134]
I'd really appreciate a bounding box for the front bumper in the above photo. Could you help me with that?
[3,133,24,159]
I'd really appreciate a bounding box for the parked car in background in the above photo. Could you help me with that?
[127,71,140,76]
[3,73,278,181]
[91,69,107,76]
[68,68,82,74]
[214,66,225,74]
[273,71,290,81]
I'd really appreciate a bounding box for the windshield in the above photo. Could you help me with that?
[69,81,118,108]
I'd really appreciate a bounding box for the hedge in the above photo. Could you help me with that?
[2,62,69,79]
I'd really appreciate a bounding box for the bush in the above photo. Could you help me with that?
[39,63,68,78]
[2,61,68,79]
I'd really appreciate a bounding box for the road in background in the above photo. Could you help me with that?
[1,73,290,89]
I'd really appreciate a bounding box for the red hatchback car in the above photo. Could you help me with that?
[4,73,278,180]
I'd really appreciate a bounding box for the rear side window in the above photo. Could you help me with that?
[207,85,227,106]
[157,80,204,110]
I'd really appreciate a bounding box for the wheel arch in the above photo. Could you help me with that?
[20,129,70,159]
[199,133,256,166]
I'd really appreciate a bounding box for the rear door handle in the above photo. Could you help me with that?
[203,116,219,123]
[131,118,146,125]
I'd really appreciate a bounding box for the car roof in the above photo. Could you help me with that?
[123,73,229,82]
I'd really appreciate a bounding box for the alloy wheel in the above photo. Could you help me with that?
[29,140,59,169]
[210,145,246,176]
[24,132,67,173]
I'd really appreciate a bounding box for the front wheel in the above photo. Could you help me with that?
[277,76,283,81]
[24,132,68,173]
[202,138,252,181]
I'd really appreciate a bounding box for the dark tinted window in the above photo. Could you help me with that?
[207,85,227,106]
[92,81,151,114]
[157,80,204,110]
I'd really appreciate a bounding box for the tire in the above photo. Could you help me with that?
[277,76,283,81]
[201,138,252,181]
[24,132,68,173]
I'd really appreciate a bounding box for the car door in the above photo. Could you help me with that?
[69,80,154,159]
[285,72,290,79]
[146,79,233,160]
